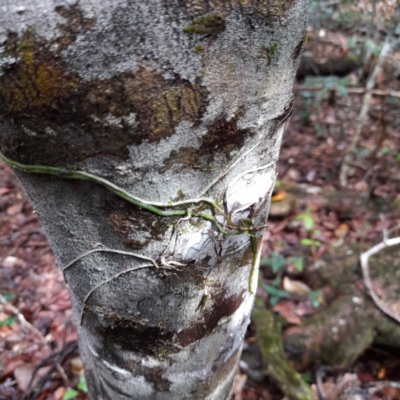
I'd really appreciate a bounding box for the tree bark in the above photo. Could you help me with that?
[0,1,309,398]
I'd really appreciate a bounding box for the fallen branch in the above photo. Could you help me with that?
[360,236,400,324]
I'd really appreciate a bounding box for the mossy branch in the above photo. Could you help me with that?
[252,296,313,400]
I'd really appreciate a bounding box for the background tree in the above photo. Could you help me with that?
[0,1,309,398]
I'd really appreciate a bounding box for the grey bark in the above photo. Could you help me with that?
[0,1,309,399]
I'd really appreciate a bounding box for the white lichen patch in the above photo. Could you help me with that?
[0,0,68,41]
[45,127,58,136]
[21,125,38,137]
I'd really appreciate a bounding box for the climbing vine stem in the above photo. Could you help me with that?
[0,151,255,236]
[0,151,266,296]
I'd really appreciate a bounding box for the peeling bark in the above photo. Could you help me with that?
[0,1,309,398]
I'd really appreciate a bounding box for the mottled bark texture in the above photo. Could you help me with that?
[0,1,308,399]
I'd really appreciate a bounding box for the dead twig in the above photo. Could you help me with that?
[0,293,69,387]
[360,236,400,324]
[339,1,400,187]
[22,342,78,400]
[295,85,400,99]
[316,366,329,400]
[339,32,395,187]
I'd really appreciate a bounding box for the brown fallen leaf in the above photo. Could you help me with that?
[272,191,287,202]
[14,363,35,391]
[54,387,67,400]
[0,188,12,195]
[14,363,52,391]
[1,256,24,269]
[354,180,369,192]
[70,356,84,373]
[7,202,23,216]
[272,301,302,325]
[283,277,311,297]
[0,355,24,378]
[382,386,400,399]
[334,223,349,239]
[377,367,385,379]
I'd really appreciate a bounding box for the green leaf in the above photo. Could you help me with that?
[272,276,281,288]
[0,316,15,326]
[396,153,400,162]
[260,258,269,265]
[77,375,88,393]
[290,256,304,272]
[1,293,15,302]
[346,36,357,47]
[302,373,312,384]
[309,290,321,308]
[295,213,314,231]
[300,238,320,246]
[269,295,279,306]
[271,254,285,274]
[337,85,348,97]
[262,285,290,305]
[63,389,78,400]
[261,251,286,274]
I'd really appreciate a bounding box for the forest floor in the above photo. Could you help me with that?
[1,27,400,400]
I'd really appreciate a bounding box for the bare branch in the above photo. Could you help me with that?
[360,236,400,324]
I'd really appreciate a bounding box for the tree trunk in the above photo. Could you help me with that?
[0,1,309,398]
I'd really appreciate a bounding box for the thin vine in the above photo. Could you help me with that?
[0,151,253,236]
[0,151,264,295]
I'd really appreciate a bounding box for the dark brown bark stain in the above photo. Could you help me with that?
[0,29,79,116]
[0,4,263,171]
[94,342,172,395]
[273,98,293,124]
[0,26,207,167]
[55,4,96,50]
[107,207,176,249]
[159,110,250,173]
[89,287,246,360]
[176,288,246,347]
[199,111,248,158]
[86,283,246,395]
[292,39,304,61]
[159,147,199,174]
[143,367,171,392]
[97,322,177,357]
[98,188,179,249]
